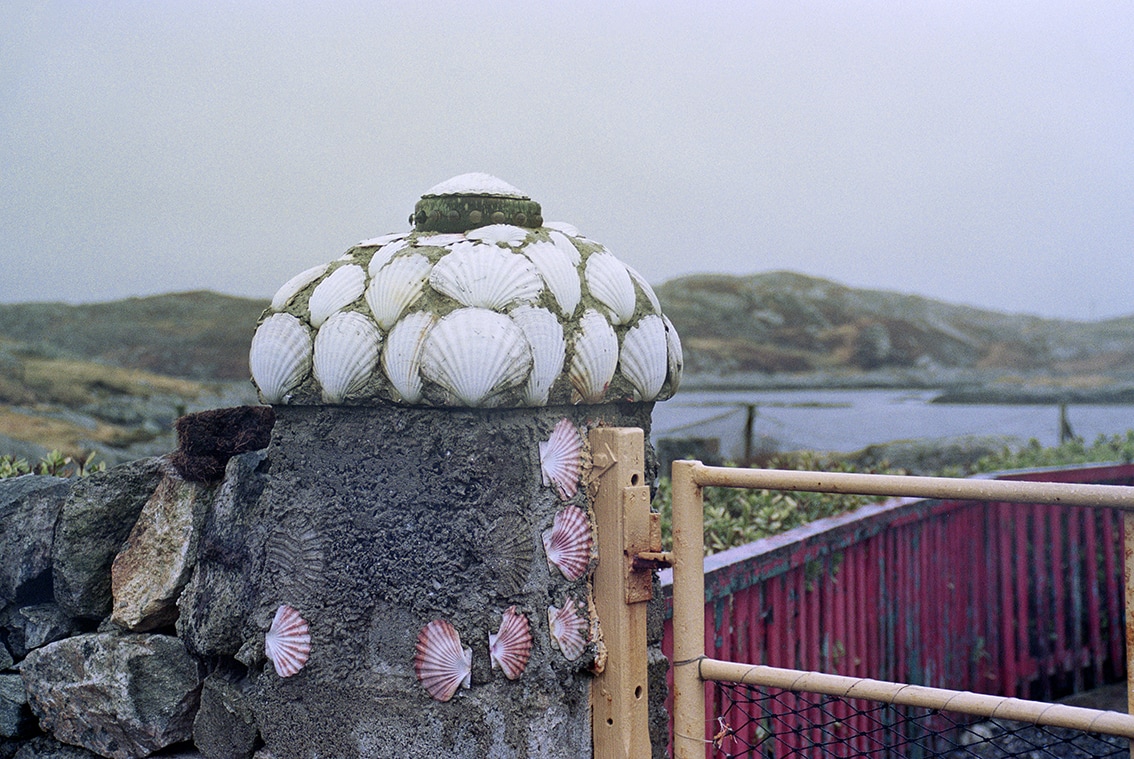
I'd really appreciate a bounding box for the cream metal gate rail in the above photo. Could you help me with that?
[669,461,1134,758]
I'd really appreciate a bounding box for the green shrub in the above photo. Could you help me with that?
[0,450,105,479]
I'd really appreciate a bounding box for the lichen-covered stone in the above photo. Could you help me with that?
[0,477,71,605]
[0,674,32,739]
[192,675,258,759]
[0,605,75,659]
[8,735,103,758]
[110,473,214,632]
[177,452,269,657]
[53,458,166,620]
[21,633,203,759]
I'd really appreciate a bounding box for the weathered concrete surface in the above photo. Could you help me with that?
[0,477,70,604]
[21,633,203,759]
[230,404,656,759]
[111,473,214,632]
[177,452,269,658]
[53,459,166,620]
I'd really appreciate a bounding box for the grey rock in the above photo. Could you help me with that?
[1,605,75,659]
[53,458,166,620]
[177,452,268,658]
[21,633,203,759]
[11,736,101,758]
[110,474,214,632]
[0,477,71,604]
[192,675,258,759]
[0,674,32,739]
[0,643,12,671]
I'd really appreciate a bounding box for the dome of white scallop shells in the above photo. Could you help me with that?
[249,173,683,408]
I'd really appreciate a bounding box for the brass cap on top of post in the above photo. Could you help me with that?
[411,173,543,234]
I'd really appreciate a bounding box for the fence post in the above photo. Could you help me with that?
[590,427,652,757]
[672,460,706,759]
[1125,512,1134,726]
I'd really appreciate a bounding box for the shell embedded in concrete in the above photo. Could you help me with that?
[312,311,382,404]
[523,237,581,317]
[489,606,533,680]
[366,252,432,330]
[541,505,592,581]
[265,604,311,678]
[307,264,366,327]
[271,263,329,311]
[547,598,587,661]
[663,314,684,394]
[568,309,619,404]
[619,314,669,402]
[249,313,313,404]
[539,418,583,500]
[584,250,636,325]
[249,174,683,407]
[414,620,472,702]
[381,311,435,404]
[420,308,532,407]
[466,224,530,247]
[511,306,566,406]
[429,242,543,310]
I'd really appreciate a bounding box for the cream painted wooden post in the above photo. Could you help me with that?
[671,460,706,759]
[590,427,651,758]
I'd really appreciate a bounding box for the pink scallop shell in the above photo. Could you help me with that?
[541,505,592,581]
[547,598,588,661]
[539,418,583,500]
[414,619,472,702]
[489,606,532,680]
[265,604,311,678]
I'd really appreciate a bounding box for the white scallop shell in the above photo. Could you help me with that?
[312,311,382,403]
[420,308,532,407]
[414,620,472,702]
[547,598,587,661]
[381,311,435,404]
[426,173,524,197]
[308,264,366,327]
[585,251,637,325]
[664,314,684,394]
[568,309,618,404]
[250,313,313,404]
[489,606,532,680]
[358,232,407,248]
[429,242,543,310]
[625,263,661,315]
[548,231,582,265]
[510,306,565,406]
[542,505,592,581]
[466,224,529,246]
[539,418,583,500]
[415,232,466,247]
[265,604,311,678]
[367,239,410,277]
[366,253,432,330]
[271,263,329,311]
[523,240,581,317]
[544,221,581,237]
[619,314,669,401]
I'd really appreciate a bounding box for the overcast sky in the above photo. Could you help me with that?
[2,1,1131,320]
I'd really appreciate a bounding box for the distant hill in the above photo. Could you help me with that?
[656,271,1134,378]
[0,291,268,380]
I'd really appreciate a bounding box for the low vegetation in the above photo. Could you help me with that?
[0,450,105,479]
[656,431,1134,555]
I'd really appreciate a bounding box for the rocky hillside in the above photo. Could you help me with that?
[657,271,1134,378]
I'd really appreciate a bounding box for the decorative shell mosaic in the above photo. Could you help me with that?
[250,173,683,407]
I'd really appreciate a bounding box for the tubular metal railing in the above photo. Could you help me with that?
[669,461,1134,758]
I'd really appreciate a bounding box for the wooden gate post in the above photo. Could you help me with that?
[590,427,652,758]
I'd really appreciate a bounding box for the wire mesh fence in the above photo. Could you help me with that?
[710,682,1129,759]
